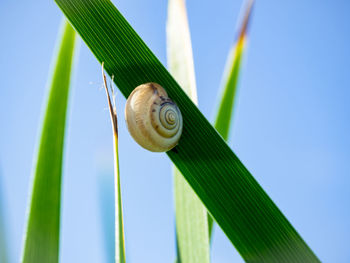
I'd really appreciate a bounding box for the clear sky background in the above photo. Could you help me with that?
[1,0,350,262]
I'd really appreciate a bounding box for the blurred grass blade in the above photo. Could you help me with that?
[214,0,253,139]
[0,171,9,263]
[208,0,254,239]
[98,171,115,263]
[102,65,126,263]
[21,20,77,263]
[167,0,210,262]
[55,0,319,261]
[167,0,198,104]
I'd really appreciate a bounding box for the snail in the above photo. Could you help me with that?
[125,82,183,152]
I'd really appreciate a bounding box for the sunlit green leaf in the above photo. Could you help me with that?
[21,19,77,263]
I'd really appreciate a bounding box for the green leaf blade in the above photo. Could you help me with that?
[174,179,209,263]
[167,0,210,262]
[54,0,319,261]
[21,20,77,263]
[214,0,253,141]
[213,43,244,140]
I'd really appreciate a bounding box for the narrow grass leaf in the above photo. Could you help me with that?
[214,0,253,140]
[208,0,254,239]
[21,20,77,263]
[54,1,319,261]
[167,0,210,262]
[102,66,126,263]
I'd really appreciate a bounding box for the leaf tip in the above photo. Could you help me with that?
[238,0,255,43]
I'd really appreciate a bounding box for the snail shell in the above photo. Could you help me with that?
[125,83,183,152]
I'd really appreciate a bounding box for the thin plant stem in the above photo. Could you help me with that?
[102,63,126,263]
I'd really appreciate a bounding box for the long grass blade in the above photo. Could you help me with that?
[102,64,126,263]
[21,20,77,263]
[167,0,210,262]
[214,0,253,139]
[54,1,319,261]
[208,0,254,239]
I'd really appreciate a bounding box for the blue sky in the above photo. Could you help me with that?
[1,0,350,262]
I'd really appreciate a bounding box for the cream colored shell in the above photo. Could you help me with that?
[125,83,183,152]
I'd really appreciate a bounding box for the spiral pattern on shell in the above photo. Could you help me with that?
[125,83,183,152]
